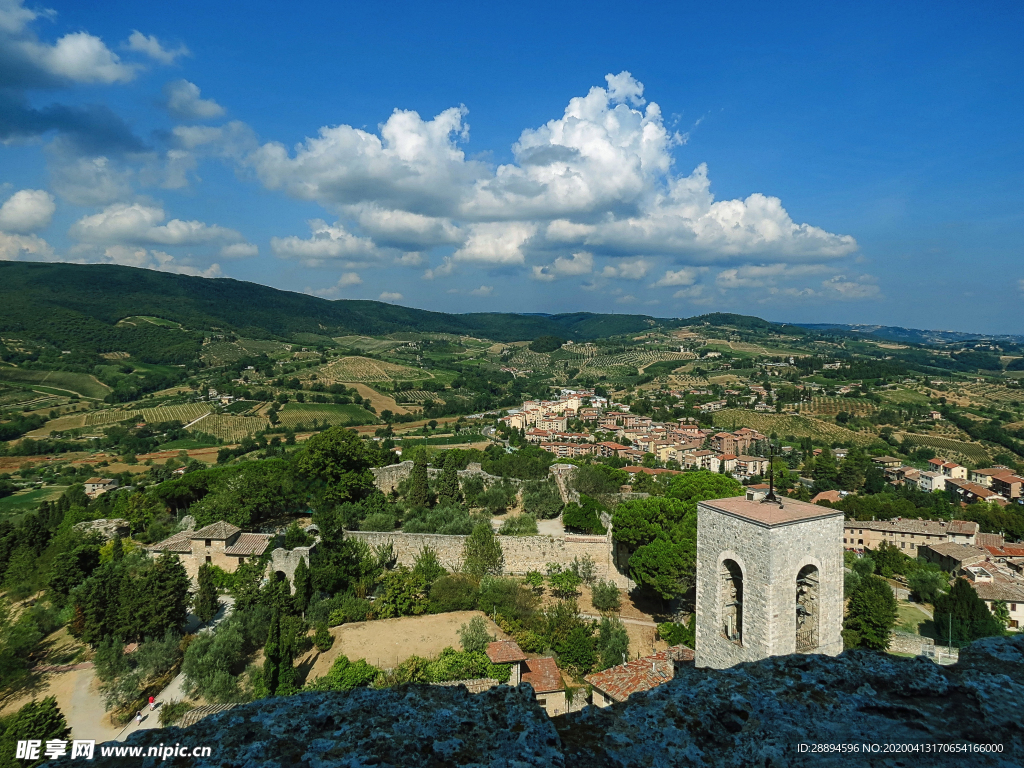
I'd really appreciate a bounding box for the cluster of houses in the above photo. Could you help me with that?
[843,515,1024,630]
[501,391,771,478]
[873,456,1024,503]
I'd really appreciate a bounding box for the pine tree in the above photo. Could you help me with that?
[843,574,898,650]
[408,456,430,508]
[292,557,311,616]
[462,523,504,578]
[435,453,461,505]
[194,563,220,624]
[0,697,70,765]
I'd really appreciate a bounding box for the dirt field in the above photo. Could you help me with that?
[298,611,508,683]
[342,383,418,417]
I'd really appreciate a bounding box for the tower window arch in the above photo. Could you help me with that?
[720,559,743,644]
[796,564,820,652]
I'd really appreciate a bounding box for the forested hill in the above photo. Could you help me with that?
[0,261,688,346]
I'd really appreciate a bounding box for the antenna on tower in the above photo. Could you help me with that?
[762,438,779,504]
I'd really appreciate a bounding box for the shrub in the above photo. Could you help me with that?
[458,616,492,653]
[325,594,371,626]
[657,615,695,648]
[283,522,313,549]
[305,655,380,691]
[158,699,191,726]
[498,514,538,536]
[478,577,538,624]
[463,523,504,578]
[429,574,480,613]
[521,480,564,519]
[313,623,334,652]
[569,554,597,584]
[591,580,621,612]
[360,512,397,531]
[412,545,447,586]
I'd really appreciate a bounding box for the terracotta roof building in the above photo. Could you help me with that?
[147,520,273,580]
[586,646,694,707]
[484,640,566,716]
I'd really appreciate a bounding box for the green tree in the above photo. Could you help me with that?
[458,615,492,653]
[435,453,461,505]
[628,532,692,603]
[0,697,69,767]
[313,623,334,652]
[283,522,313,549]
[412,545,446,586]
[295,426,375,507]
[933,578,1003,646]
[194,563,220,624]
[991,600,1011,630]
[596,615,629,670]
[547,565,582,599]
[292,557,312,616]
[907,569,947,604]
[462,523,504,578]
[590,580,621,612]
[843,574,898,650]
[556,624,595,676]
[374,568,429,618]
[136,551,191,640]
[231,558,266,611]
[407,455,431,508]
[665,471,744,505]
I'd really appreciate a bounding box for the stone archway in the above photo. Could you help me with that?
[720,559,744,644]
[796,564,820,652]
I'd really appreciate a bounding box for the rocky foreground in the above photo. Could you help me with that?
[71,634,1024,767]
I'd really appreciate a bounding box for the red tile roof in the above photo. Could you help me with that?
[146,531,192,553]
[224,533,273,556]
[521,657,563,694]
[585,645,694,703]
[811,490,842,504]
[485,640,528,664]
[986,545,1024,558]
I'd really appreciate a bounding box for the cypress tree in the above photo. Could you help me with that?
[263,607,281,695]
[194,563,220,624]
[843,573,898,650]
[408,456,430,508]
[292,557,311,616]
[436,453,461,505]
[934,578,1003,646]
[111,533,124,562]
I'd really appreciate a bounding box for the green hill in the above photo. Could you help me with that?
[0,262,799,364]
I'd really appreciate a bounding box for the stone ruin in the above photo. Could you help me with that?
[72,518,129,541]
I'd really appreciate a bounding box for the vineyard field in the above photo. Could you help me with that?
[711,409,878,446]
[896,433,992,465]
[309,356,428,383]
[801,397,877,417]
[275,403,377,429]
[85,402,214,427]
[194,414,270,442]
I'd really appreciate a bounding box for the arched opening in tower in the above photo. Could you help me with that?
[720,559,743,644]
[796,564,820,652]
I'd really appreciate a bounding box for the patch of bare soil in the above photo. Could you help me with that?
[297,611,508,683]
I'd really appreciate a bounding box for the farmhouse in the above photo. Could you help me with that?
[147,521,275,580]
[485,641,566,717]
[84,477,119,498]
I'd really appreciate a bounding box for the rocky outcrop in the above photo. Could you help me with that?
[72,518,128,540]
[72,636,1024,767]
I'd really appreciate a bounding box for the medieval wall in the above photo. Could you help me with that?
[342,529,629,586]
[370,461,524,495]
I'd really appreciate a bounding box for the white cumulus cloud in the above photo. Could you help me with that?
[69,202,247,247]
[270,219,379,263]
[452,222,535,265]
[601,258,649,280]
[19,31,138,83]
[220,242,258,258]
[0,231,55,261]
[0,189,55,233]
[163,80,225,120]
[469,285,493,296]
[653,267,701,287]
[379,291,403,302]
[531,251,594,281]
[125,31,189,65]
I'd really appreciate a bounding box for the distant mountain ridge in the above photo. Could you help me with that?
[795,323,1024,345]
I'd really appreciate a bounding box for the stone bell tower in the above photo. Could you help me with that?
[694,492,844,670]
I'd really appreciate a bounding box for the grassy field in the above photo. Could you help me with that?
[0,485,68,521]
[0,367,111,399]
[711,409,879,446]
[877,387,931,406]
[897,433,991,465]
[275,402,378,429]
[895,602,938,639]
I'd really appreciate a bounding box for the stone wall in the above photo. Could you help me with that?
[888,630,933,656]
[371,461,523,495]
[269,544,316,584]
[342,529,628,586]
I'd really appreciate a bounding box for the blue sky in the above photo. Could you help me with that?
[1,0,1022,332]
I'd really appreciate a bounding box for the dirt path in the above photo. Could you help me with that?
[298,611,507,683]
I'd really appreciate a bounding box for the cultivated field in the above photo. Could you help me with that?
[0,367,111,399]
[800,396,877,417]
[308,356,429,384]
[711,409,878,446]
[896,433,992,465]
[192,414,270,442]
[200,337,293,365]
[275,403,377,429]
[85,402,214,427]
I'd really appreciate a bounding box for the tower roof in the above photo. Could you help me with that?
[699,496,842,528]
